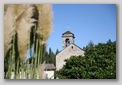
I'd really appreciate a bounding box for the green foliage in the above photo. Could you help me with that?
[56,49,60,55]
[44,48,57,66]
[56,40,116,79]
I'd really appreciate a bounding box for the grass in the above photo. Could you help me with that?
[4,4,53,79]
[4,24,45,79]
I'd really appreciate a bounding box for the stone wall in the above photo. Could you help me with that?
[56,43,85,70]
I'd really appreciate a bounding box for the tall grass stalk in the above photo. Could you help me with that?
[8,50,12,79]
[34,39,38,79]
[4,4,53,79]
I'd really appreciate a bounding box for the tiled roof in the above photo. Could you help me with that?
[62,31,74,35]
[44,64,56,70]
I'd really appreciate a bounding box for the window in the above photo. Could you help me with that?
[65,38,70,47]
[46,73,48,79]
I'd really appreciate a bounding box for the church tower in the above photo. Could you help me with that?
[62,30,75,49]
[56,27,85,70]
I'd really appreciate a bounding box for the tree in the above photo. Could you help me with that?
[44,48,56,65]
[55,49,60,55]
[56,40,116,79]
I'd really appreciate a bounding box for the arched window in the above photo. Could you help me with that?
[65,38,70,47]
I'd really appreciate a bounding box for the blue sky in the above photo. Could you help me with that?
[46,4,116,53]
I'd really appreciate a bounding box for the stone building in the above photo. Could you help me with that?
[56,30,85,70]
[44,64,56,79]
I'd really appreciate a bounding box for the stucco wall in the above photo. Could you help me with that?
[44,71,54,79]
[56,44,85,70]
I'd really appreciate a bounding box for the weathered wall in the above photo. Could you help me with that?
[56,43,85,70]
[44,71,54,79]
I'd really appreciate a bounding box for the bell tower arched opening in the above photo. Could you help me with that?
[65,38,70,47]
[62,30,75,49]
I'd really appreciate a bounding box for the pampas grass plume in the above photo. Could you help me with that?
[4,5,16,57]
[36,4,53,45]
[16,5,36,61]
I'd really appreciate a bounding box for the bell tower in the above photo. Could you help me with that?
[62,30,75,49]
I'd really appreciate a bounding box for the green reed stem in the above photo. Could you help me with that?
[31,25,36,79]
[12,32,15,79]
[7,50,12,79]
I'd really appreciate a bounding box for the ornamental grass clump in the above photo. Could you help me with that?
[4,4,53,79]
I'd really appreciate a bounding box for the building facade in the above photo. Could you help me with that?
[56,30,85,70]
